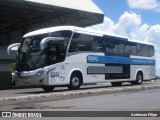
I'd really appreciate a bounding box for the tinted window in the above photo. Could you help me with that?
[90,36,104,52]
[69,33,103,53]
[148,45,154,57]
[103,36,129,57]
[103,36,154,57]
[46,30,72,65]
[130,42,137,56]
[69,33,154,57]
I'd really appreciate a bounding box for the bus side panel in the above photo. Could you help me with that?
[65,52,105,84]
[65,53,88,84]
[130,65,156,81]
[47,63,66,85]
[86,63,105,83]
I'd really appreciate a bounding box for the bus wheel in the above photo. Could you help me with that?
[68,73,82,90]
[131,72,143,85]
[111,82,122,86]
[42,86,54,92]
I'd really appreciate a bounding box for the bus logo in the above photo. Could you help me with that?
[87,55,99,63]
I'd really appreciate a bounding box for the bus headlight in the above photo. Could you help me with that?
[36,70,45,76]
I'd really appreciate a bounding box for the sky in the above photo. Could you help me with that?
[91,0,160,76]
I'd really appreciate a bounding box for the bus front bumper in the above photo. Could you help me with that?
[15,75,46,87]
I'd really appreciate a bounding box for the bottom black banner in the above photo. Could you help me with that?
[0,111,160,117]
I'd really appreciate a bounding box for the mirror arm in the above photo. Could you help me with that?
[7,43,20,55]
[40,37,65,50]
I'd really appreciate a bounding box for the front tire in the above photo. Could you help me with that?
[42,86,55,92]
[131,72,143,85]
[68,73,82,90]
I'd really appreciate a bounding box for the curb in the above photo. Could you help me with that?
[0,84,160,105]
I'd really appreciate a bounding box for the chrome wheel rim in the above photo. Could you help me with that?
[71,77,79,87]
[138,75,142,83]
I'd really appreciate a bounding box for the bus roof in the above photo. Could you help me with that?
[23,26,154,46]
[23,26,76,37]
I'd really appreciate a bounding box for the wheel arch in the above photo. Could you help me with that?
[135,69,143,80]
[131,69,144,85]
[68,69,84,84]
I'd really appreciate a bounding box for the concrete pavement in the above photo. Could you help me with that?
[0,80,160,105]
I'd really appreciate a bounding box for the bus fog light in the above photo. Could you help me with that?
[36,70,45,76]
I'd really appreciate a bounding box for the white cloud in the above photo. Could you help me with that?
[114,12,141,37]
[148,25,160,43]
[127,0,160,11]
[89,12,142,37]
[88,11,160,75]
[89,16,115,34]
[130,24,149,41]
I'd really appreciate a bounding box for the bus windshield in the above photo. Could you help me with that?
[16,31,72,71]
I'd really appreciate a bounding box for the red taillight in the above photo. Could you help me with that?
[24,82,30,86]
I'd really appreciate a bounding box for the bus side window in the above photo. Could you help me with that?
[128,42,135,56]
[125,45,131,55]
[119,44,125,55]
[105,42,114,55]
[148,45,154,57]
[113,44,118,54]
[141,45,148,57]
[69,33,80,52]
[91,40,98,51]
[89,36,103,53]
[48,44,58,64]
[69,33,92,52]
[69,41,80,52]
[136,44,141,56]
[131,45,137,55]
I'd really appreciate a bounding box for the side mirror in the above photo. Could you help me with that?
[7,43,20,55]
[40,37,65,50]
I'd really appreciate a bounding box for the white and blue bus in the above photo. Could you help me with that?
[7,26,156,92]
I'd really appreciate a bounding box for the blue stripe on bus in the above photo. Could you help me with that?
[87,55,155,65]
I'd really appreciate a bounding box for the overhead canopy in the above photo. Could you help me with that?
[0,0,104,35]
[0,0,104,48]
